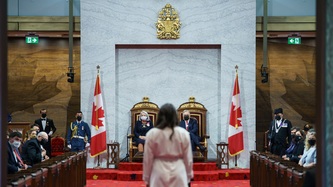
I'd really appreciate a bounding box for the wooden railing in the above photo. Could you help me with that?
[250,151,308,187]
[7,151,87,187]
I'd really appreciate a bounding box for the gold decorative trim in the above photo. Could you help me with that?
[178,97,207,110]
[132,97,159,109]
[156,4,181,40]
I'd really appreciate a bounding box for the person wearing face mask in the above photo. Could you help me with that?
[299,129,316,168]
[7,132,28,174]
[282,129,305,163]
[134,110,154,153]
[66,111,91,152]
[30,124,40,134]
[34,108,56,157]
[179,110,206,152]
[21,131,49,166]
[268,108,293,156]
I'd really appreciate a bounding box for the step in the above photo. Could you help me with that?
[218,169,250,180]
[118,162,218,171]
[86,168,250,181]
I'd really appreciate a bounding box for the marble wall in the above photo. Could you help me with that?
[81,0,256,168]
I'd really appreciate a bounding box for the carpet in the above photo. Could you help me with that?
[86,180,250,187]
[86,162,250,182]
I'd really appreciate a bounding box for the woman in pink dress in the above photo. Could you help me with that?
[143,103,193,187]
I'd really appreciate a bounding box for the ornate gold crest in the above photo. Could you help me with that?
[156,4,181,40]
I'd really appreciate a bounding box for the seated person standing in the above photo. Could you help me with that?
[134,110,153,153]
[21,132,49,166]
[67,111,91,152]
[179,110,206,152]
[7,132,28,174]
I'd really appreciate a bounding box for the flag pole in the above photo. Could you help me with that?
[235,65,238,168]
[95,65,101,169]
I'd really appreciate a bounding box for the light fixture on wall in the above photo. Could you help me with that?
[261,65,269,83]
[67,67,75,83]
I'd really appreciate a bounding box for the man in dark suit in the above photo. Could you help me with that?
[179,110,206,152]
[7,132,28,174]
[21,132,49,166]
[34,108,56,157]
[268,108,293,157]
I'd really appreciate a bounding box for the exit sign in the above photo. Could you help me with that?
[25,36,39,44]
[288,37,301,45]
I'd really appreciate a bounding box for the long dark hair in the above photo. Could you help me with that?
[155,103,179,140]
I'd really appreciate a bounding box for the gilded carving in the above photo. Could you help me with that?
[132,97,159,109]
[156,4,181,40]
[178,97,206,110]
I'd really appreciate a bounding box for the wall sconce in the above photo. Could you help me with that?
[67,67,75,83]
[261,65,269,83]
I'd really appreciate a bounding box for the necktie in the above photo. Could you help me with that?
[286,142,295,153]
[14,149,25,166]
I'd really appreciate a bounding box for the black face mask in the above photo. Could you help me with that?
[184,115,189,120]
[275,115,281,121]
[77,116,82,121]
[41,113,47,118]
[308,139,316,146]
[40,139,48,145]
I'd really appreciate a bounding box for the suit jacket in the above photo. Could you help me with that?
[287,140,305,163]
[268,118,292,147]
[7,142,20,174]
[35,118,57,135]
[134,120,154,141]
[179,118,199,137]
[21,138,43,166]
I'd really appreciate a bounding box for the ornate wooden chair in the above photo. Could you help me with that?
[51,136,65,157]
[177,97,210,162]
[127,97,159,162]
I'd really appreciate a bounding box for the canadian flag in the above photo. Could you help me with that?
[228,71,244,156]
[90,73,107,157]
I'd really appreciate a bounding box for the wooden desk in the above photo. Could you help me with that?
[107,143,120,168]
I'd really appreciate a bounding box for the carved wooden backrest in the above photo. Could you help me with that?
[130,97,159,135]
[7,122,31,140]
[177,97,207,138]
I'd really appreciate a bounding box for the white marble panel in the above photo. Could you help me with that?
[81,0,256,168]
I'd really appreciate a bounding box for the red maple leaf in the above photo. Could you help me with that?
[91,104,105,129]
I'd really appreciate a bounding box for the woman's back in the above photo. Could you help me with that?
[143,126,193,187]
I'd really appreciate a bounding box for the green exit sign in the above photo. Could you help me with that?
[25,36,39,44]
[288,37,301,45]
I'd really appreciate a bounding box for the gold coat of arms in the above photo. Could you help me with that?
[156,4,181,40]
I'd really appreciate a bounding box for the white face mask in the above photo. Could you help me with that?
[140,116,148,121]
[12,140,21,148]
